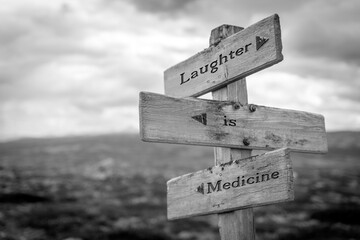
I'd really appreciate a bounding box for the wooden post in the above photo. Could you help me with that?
[211,25,255,240]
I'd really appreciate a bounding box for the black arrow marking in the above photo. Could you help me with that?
[191,113,207,125]
[256,36,269,51]
[196,183,204,194]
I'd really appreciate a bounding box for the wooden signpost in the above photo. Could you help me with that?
[139,14,328,240]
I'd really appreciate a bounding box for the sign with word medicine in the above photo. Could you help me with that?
[167,148,293,219]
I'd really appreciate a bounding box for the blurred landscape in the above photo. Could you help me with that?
[0,131,359,240]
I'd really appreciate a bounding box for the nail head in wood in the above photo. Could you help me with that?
[233,103,241,110]
[249,104,257,112]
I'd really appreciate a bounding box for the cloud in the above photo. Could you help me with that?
[247,71,360,131]
[1,0,360,141]
[266,0,360,118]
[1,99,139,140]
[0,0,192,140]
[0,3,99,89]
[286,0,360,66]
[124,0,196,14]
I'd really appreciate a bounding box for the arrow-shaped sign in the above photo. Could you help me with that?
[139,92,328,153]
[164,14,283,98]
[167,148,294,220]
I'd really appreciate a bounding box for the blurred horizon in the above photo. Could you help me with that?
[1,129,359,144]
[1,130,359,239]
[1,0,360,141]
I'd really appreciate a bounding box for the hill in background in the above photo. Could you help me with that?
[1,131,359,177]
[0,131,359,240]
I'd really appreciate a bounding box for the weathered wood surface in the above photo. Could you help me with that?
[139,91,328,153]
[167,148,294,220]
[218,209,254,240]
[211,25,255,240]
[213,79,255,240]
[164,14,283,98]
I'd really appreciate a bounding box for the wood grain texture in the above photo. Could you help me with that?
[209,25,244,47]
[214,80,254,240]
[164,14,283,98]
[218,209,255,240]
[139,91,328,153]
[167,148,294,220]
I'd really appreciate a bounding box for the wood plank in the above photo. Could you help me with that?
[167,148,294,220]
[139,91,328,153]
[164,14,283,98]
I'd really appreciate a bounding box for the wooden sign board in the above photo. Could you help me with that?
[139,92,328,153]
[167,148,293,220]
[164,14,283,98]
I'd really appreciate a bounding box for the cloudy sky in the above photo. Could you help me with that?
[1,0,360,141]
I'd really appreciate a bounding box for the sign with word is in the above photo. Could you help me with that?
[164,14,283,98]
[140,92,328,153]
[167,148,293,220]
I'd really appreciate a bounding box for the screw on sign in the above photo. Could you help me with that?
[139,14,328,240]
